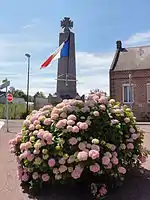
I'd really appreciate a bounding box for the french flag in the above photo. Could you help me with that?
[40,37,69,69]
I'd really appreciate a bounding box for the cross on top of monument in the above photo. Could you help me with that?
[61,17,73,32]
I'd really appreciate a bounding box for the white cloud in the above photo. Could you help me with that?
[124,30,150,46]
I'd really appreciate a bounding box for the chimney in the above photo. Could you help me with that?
[116,40,122,50]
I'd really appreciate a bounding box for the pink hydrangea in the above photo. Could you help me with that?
[56,119,67,128]
[32,172,39,180]
[131,133,138,140]
[71,165,83,179]
[59,158,66,165]
[102,156,110,165]
[112,151,118,157]
[90,163,100,173]
[67,120,75,126]
[27,154,34,161]
[89,150,99,160]
[67,114,77,121]
[67,125,73,132]
[77,151,88,161]
[99,186,107,196]
[69,137,78,145]
[23,120,31,127]
[20,143,26,151]
[21,173,29,182]
[33,149,40,154]
[42,173,50,182]
[29,124,35,131]
[78,142,86,150]
[51,114,59,120]
[91,144,100,152]
[99,104,106,111]
[43,118,51,125]
[59,165,67,173]
[111,157,118,165]
[72,126,79,133]
[106,162,112,169]
[139,155,146,163]
[48,158,56,167]
[93,111,100,116]
[118,167,126,174]
[79,122,88,130]
[127,143,134,150]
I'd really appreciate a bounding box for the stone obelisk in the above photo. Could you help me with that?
[56,17,77,99]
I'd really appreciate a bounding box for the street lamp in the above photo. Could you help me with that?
[25,53,31,116]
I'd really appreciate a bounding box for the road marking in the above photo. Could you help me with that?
[0,121,4,129]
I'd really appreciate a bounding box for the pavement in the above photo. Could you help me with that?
[0,120,150,200]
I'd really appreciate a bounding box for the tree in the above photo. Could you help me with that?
[90,89,107,96]
[34,91,46,98]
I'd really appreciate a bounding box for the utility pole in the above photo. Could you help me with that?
[25,53,31,116]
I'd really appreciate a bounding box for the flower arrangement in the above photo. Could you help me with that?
[9,92,149,199]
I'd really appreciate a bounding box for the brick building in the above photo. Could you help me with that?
[109,41,150,121]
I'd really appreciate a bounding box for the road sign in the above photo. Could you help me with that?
[0,81,10,90]
[7,93,13,102]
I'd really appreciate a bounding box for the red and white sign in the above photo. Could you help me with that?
[7,93,13,102]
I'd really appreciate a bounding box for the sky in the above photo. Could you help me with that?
[0,0,150,97]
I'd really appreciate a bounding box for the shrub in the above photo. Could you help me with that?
[9,92,149,199]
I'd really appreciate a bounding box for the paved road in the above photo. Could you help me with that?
[0,120,150,200]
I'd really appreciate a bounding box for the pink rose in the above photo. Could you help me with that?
[42,173,50,182]
[102,156,110,165]
[48,158,56,167]
[90,163,100,173]
[127,143,134,150]
[78,142,86,150]
[77,151,88,161]
[67,114,77,121]
[51,114,59,120]
[72,126,79,133]
[118,167,126,174]
[69,137,78,145]
[33,149,40,154]
[89,150,99,160]
[111,157,118,165]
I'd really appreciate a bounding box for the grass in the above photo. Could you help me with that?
[0,103,33,119]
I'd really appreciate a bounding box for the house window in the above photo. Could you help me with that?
[147,83,150,103]
[122,84,133,103]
